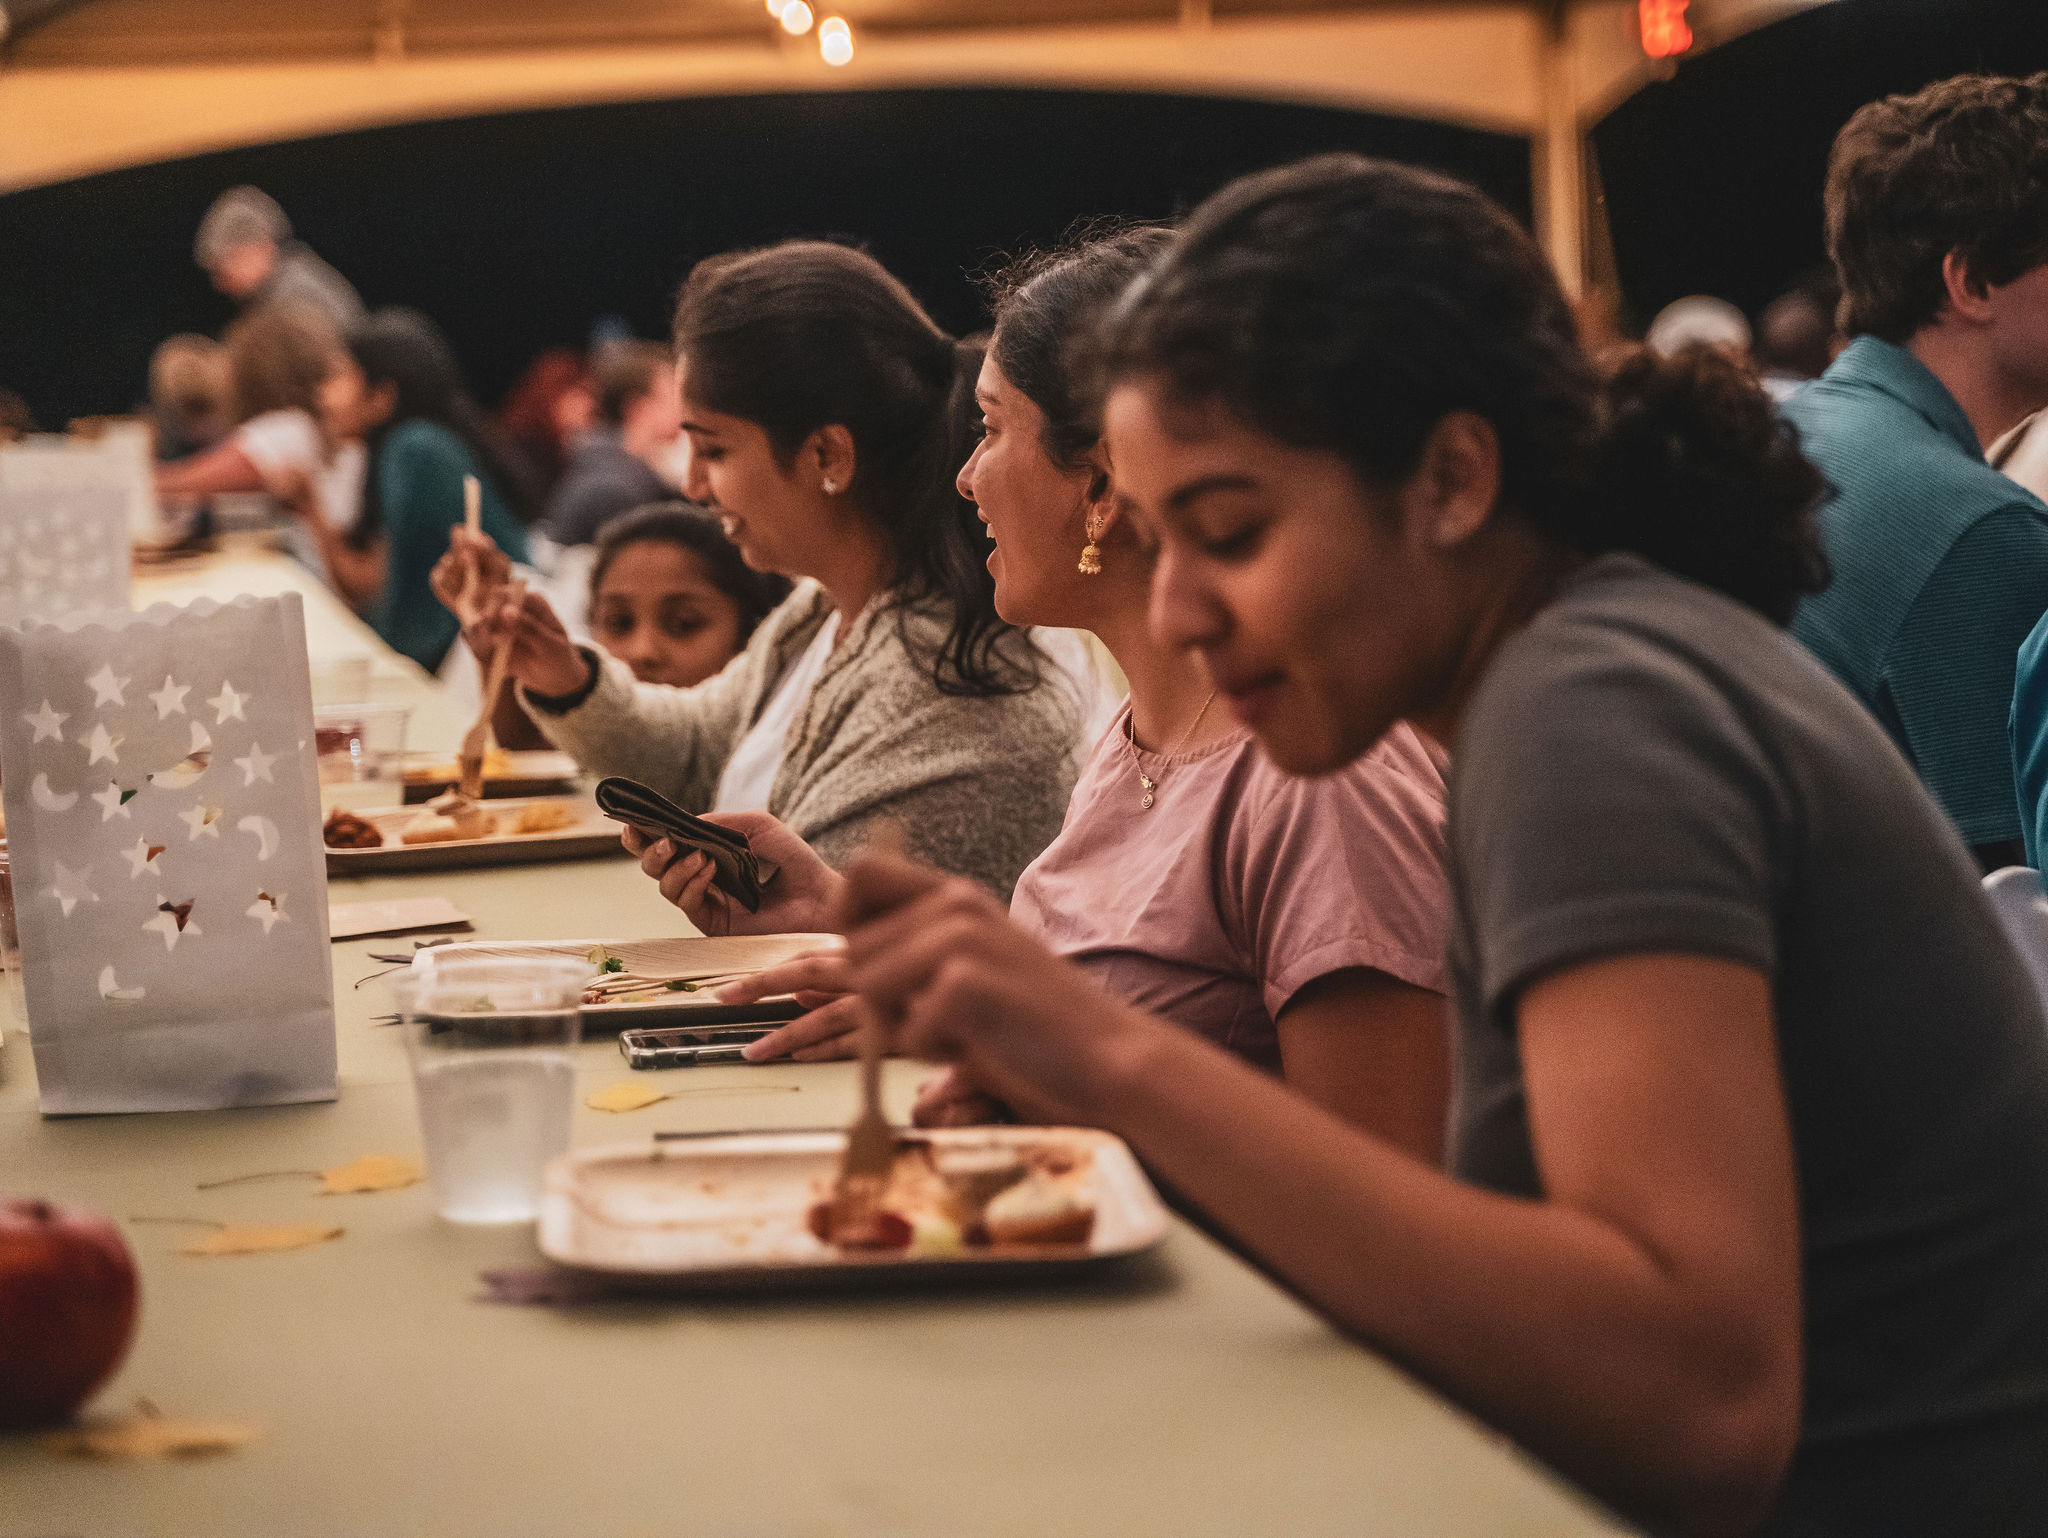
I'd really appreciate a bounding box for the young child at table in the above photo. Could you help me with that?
[640,228,1452,1159]
[828,157,2048,1538]
[434,242,1088,901]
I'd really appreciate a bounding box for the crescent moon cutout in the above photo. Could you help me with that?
[98,965,145,1002]
[237,814,279,861]
[32,773,77,812]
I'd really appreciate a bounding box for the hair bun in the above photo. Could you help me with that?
[1589,345,1831,624]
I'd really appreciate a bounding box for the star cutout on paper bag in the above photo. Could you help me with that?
[206,682,247,725]
[122,837,166,879]
[49,862,98,917]
[144,901,200,952]
[233,743,277,787]
[23,700,67,743]
[86,664,129,708]
[246,891,289,935]
[89,783,133,823]
[85,724,122,767]
[149,675,191,719]
[178,804,223,841]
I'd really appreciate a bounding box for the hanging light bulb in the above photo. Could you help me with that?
[780,1,814,35]
[819,16,853,65]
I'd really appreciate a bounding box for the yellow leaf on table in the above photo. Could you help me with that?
[586,1081,670,1113]
[181,1223,343,1256]
[318,1154,425,1194]
[43,1414,261,1460]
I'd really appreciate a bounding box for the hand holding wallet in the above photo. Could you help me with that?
[594,777,778,913]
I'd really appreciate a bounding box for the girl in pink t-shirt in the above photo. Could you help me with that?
[631,229,1451,1159]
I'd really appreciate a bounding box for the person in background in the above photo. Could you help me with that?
[1785,73,2048,871]
[193,186,363,331]
[497,347,592,498]
[152,303,366,562]
[435,241,1085,897]
[305,308,536,671]
[584,501,790,688]
[1753,282,1837,400]
[664,227,1452,1158]
[145,335,234,460]
[0,389,34,443]
[1644,294,1752,360]
[836,154,2048,1538]
[543,342,683,547]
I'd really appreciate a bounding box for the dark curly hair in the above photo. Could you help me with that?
[983,222,1174,472]
[1825,72,2048,343]
[1096,153,1830,624]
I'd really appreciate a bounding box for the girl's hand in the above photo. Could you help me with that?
[622,811,846,937]
[429,525,509,625]
[461,578,588,701]
[837,850,1157,1127]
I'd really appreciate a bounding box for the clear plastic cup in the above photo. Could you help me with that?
[314,702,410,813]
[391,958,588,1224]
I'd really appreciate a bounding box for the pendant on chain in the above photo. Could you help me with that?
[1139,773,1156,811]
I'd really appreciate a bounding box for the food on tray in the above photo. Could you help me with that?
[400,804,496,844]
[322,808,383,849]
[807,1140,1095,1252]
[407,746,513,782]
[511,801,576,835]
[984,1174,1096,1246]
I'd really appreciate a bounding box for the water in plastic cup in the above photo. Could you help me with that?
[315,702,411,814]
[392,958,588,1224]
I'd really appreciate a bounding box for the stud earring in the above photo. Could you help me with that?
[821,479,839,495]
[1078,512,1105,576]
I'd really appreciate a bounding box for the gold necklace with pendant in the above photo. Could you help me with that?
[1128,690,1218,810]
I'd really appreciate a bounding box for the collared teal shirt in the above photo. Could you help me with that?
[1787,336,2048,850]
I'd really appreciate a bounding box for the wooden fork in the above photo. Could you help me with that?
[827,821,906,1242]
[456,575,525,803]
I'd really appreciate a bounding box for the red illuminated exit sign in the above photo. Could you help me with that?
[1640,0,1694,58]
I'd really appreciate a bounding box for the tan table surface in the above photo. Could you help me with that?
[3,554,1634,1537]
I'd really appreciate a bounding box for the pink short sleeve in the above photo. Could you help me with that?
[1223,723,1450,1018]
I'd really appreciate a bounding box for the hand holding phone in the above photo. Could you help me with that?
[595,777,777,912]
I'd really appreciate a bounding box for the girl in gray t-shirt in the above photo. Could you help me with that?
[829,156,2048,1538]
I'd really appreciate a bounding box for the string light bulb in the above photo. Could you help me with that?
[764,0,782,14]
[819,16,853,65]
[780,0,814,35]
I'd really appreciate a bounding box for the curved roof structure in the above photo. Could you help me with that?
[0,0,1829,194]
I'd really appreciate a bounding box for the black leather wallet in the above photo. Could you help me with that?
[593,776,775,912]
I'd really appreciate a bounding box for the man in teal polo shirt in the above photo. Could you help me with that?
[1785,72,2048,871]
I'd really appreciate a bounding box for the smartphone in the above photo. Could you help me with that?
[619,1023,780,1069]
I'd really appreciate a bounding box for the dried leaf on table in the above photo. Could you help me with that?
[586,1081,670,1113]
[181,1223,343,1256]
[317,1154,424,1194]
[43,1412,261,1460]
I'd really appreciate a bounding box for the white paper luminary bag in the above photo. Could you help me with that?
[0,485,132,626]
[0,594,336,1113]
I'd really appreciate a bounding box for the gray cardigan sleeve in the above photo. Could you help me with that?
[516,649,749,810]
[513,583,830,811]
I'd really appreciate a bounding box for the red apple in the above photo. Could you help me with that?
[0,1197,139,1430]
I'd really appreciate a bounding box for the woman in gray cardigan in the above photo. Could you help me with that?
[437,242,1085,900]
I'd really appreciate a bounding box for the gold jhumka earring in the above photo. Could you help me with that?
[1078,512,1105,576]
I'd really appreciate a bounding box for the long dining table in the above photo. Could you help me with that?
[0,544,1636,1537]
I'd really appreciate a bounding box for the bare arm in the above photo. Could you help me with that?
[842,858,1803,1538]
[154,441,264,499]
[1274,967,1448,1164]
[268,470,384,608]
